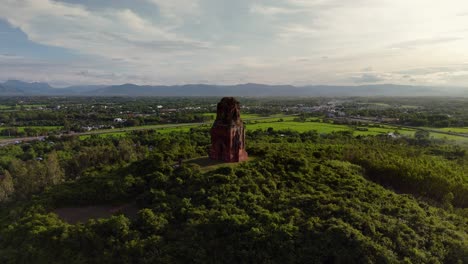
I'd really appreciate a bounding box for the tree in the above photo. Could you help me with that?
[135,209,168,235]
[9,159,33,199]
[414,130,430,140]
[118,139,137,163]
[63,118,71,132]
[45,151,64,186]
[0,171,14,202]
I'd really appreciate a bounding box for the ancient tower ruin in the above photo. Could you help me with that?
[209,97,248,162]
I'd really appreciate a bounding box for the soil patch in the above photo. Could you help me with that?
[53,202,139,224]
[185,156,253,172]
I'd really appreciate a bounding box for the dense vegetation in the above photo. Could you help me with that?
[0,125,467,263]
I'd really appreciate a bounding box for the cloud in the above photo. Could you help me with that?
[0,56,154,86]
[394,64,468,85]
[278,24,320,40]
[2,0,468,86]
[398,65,468,75]
[353,73,385,83]
[147,0,200,17]
[146,0,200,27]
[0,0,208,62]
[390,37,462,50]
[249,4,301,16]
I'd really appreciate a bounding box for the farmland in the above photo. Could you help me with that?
[74,117,468,146]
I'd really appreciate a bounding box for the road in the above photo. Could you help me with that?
[0,115,294,147]
[0,136,47,147]
[336,117,468,138]
[0,123,209,147]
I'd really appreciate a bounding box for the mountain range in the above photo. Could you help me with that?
[0,80,467,97]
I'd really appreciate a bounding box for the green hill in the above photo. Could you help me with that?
[0,129,466,263]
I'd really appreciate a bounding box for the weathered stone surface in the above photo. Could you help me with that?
[209,97,248,162]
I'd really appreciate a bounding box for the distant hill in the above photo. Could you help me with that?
[65,85,108,93]
[90,83,299,97]
[301,84,440,96]
[0,80,107,95]
[2,80,55,95]
[1,80,467,97]
[0,83,24,95]
[88,83,467,97]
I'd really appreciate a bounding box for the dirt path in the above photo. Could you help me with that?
[53,203,139,224]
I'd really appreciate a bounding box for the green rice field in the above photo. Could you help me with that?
[201,113,288,120]
[247,121,350,133]
[0,126,61,134]
[0,104,46,110]
[16,126,61,132]
[73,117,468,145]
[3,114,467,146]
[245,120,468,144]
[0,105,12,110]
[437,127,468,134]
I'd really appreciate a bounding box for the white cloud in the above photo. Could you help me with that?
[389,37,463,50]
[249,4,299,16]
[278,24,320,40]
[353,73,385,84]
[147,0,200,17]
[2,0,468,86]
[0,0,208,62]
[145,0,201,30]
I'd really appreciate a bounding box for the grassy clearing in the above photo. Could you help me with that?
[77,114,294,137]
[16,126,61,132]
[243,113,290,120]
[413,127,468,143]
[201,113,288,120]
[79,132,128,140]
[17,104,47,108]
[0,105,13,110]
[357,102,391,108]
[157,126,201,134]
[85,123,205,135]
[247,121,350,133]
[246,120,468,144]
[78,124,208,139]
[352,126,416,136]
[245,116,296,124]
[201,112,262,119]
[88,121,468,145]
[429,133,468,142]
[400,105,420,109]
[437,127,468,134]
[246,121,411,136]
[68,115,468,146]
[0,126,61,133]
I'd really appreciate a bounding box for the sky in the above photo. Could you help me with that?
[1,0,468,87]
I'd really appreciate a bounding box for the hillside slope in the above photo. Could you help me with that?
[0,130,466,263]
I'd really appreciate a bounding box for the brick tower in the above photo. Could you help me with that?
[209,97,248,162]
